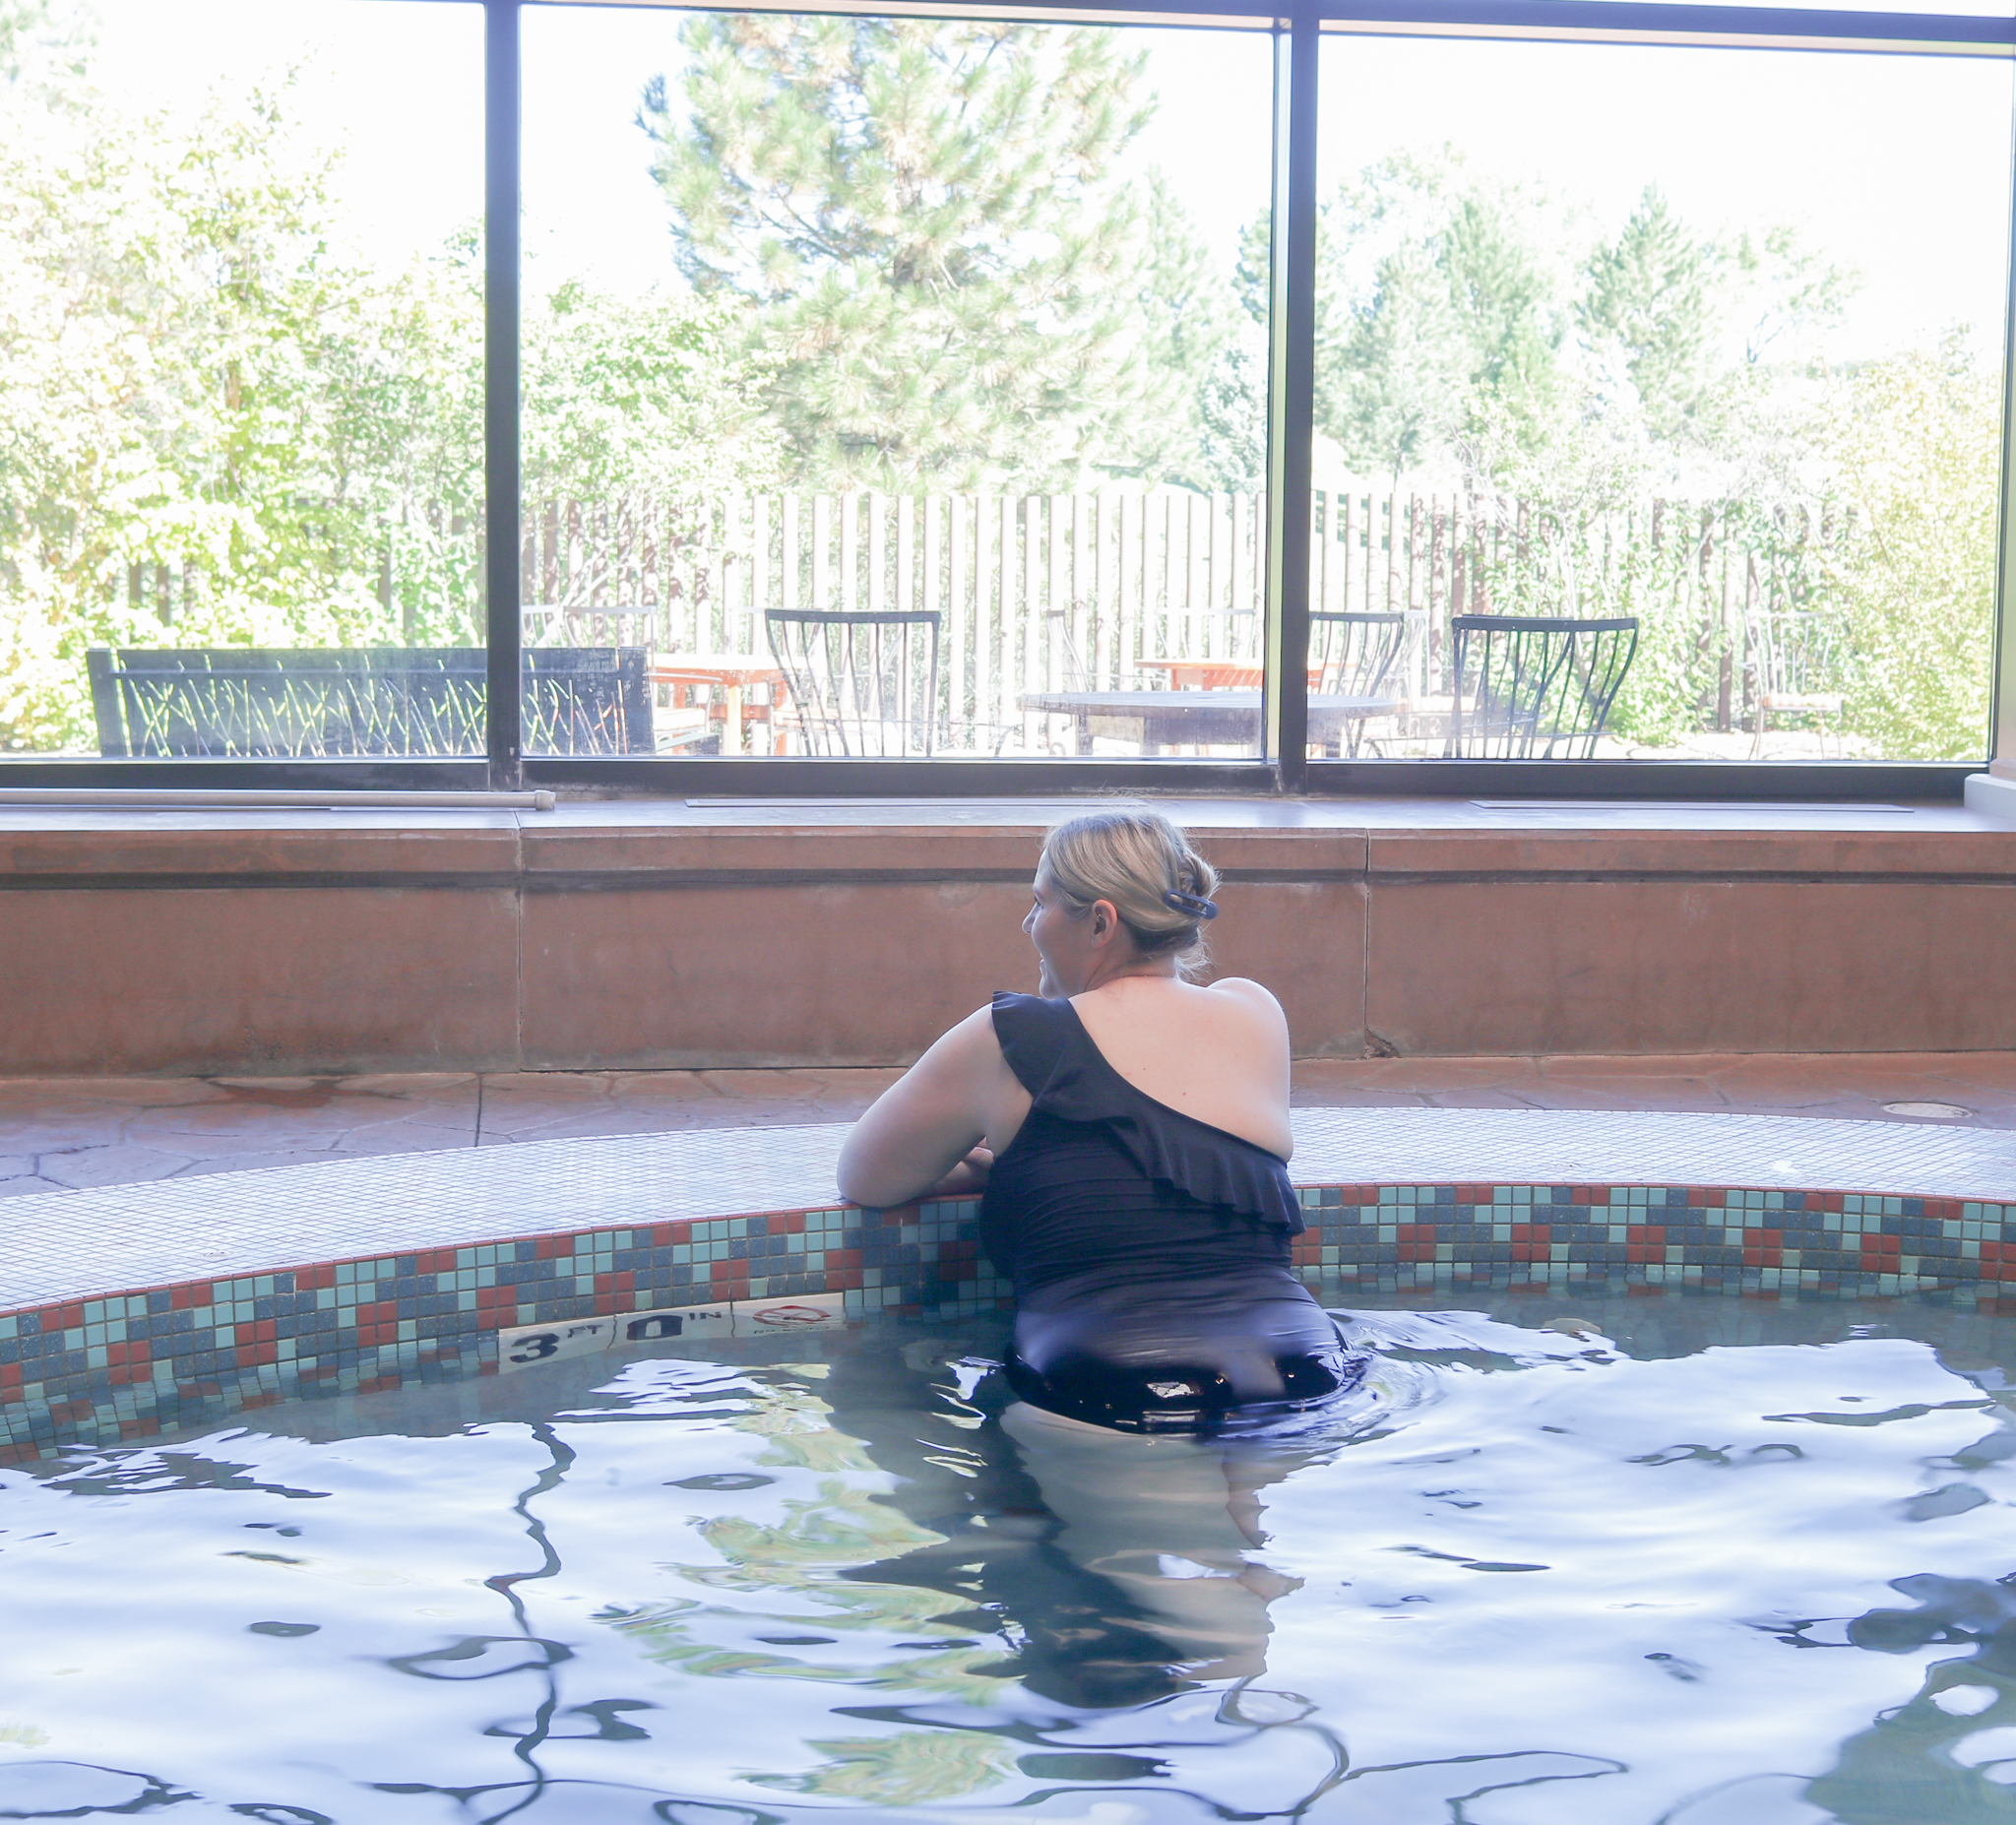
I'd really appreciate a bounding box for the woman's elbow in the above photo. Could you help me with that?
[836,1137,907,1210]
[835,1160,880,1208]
[838,1168,919,1210]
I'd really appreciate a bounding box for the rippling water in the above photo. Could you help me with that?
[2,1290,2014,1824]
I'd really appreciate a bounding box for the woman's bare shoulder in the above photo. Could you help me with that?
[919,1003,1007,1075]
[1202,976,1287,1019]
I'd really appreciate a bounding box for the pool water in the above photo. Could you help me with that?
[2,1290,2014,1825]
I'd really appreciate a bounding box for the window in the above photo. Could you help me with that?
[520,6,1276,763]
[0,0,2008,790]
[1308,32,2013,767]
[0,0,484,763]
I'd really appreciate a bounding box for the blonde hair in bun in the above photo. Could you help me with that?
[1038,809,1220,981]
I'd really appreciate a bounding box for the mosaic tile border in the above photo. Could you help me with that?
[6,1180,2015,1462]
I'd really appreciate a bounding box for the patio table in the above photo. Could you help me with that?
[648,655,789,754]
[1144,659,1321,691]
[1018,689,1404,755]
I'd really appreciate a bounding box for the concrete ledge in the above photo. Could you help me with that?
[1,795,2011,1073]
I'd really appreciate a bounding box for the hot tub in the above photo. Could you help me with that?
[1,1111,2012,1822]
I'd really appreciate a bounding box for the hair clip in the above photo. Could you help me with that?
[1163,889,1219,920]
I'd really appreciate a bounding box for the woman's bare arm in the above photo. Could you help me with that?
[836,1007,1025,1209]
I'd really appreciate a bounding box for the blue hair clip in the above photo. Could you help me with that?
[1163,889,1219,920]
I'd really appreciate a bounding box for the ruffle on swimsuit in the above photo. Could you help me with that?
[986,990,1303,1240]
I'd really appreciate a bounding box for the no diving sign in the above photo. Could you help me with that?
[735,1293,847,1332]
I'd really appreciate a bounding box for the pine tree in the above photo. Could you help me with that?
[639,14,1166,491]
[1320,155,1565,479]
[1240,152,1568,480]
[1193,324,1268,494]
[1126,171,1255,491]
[1581,186,1716,439]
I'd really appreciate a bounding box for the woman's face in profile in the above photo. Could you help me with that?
[1024,870,1089,997]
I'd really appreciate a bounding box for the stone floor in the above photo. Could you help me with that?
[2,1051,2013,1199]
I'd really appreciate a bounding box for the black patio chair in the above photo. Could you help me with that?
[1310,610,1410,757]
[86,647,654,757]
[1445,614,1639,759]
[764,609,941,758]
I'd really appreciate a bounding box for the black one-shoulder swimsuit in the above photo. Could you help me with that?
[978,992,1363,1433]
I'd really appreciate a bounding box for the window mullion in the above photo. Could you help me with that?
[1993,90,2016,762]
[1266,3,1320,786]
[485,0,525,791]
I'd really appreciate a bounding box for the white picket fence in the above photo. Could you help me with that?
[520,485,1839,751]
[523,489,1274,749]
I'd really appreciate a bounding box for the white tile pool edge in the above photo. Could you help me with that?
[5,1106,2015,1313]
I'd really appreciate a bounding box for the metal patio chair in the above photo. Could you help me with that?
[1445,614,1640,759]
[86,647,654,757]
[1749,611,1846,756]
[1310,610,1411,757]
[764,609,942,758]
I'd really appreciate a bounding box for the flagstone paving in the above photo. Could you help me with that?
[1,1051,2013,1199]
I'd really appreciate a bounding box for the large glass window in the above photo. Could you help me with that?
[519,7,1275,761]
[0,0,484,762]
[3,0,2010,786]
[1307,34,2013,766]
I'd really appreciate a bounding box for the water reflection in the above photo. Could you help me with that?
[1803,1575,2016,1824]
[2,1296,2016,1822]
[557,1354,1361,1814]
[997,1402,1308,1686]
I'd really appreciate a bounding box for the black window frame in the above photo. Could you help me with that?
[5,0,2009,801]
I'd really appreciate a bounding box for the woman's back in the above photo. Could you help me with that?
[1038,975,1292,1160]
[978,992,1354,1427]
[978,991,1302,1298]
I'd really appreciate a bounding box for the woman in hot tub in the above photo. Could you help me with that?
[838,807,1361,1435]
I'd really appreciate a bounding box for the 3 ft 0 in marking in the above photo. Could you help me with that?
[499,1306,730,1372]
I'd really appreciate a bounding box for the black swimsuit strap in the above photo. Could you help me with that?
[990,991,1081,1101]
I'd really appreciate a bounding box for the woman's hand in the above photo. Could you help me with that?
[928,1147,994,1195]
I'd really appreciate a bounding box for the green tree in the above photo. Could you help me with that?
[1257,152,1570,480]
[1193,324,1269,495]
[0,50,490,749]
[0,4,776,751]
[639,13,1166,491]
[1582,190,1854,478]
[1581,186,1716,439]
[1822,341,1998,760]
[1125,172,1256,492]
[523,279,781,499]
